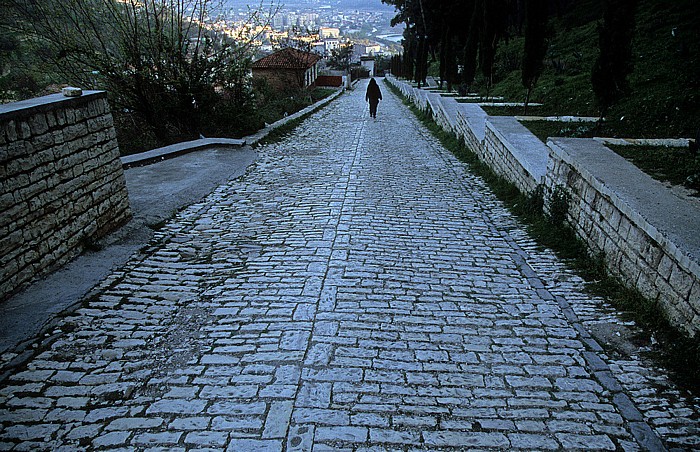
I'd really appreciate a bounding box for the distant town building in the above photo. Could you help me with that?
[298,13,320,28]
[360,56,375,77]
[319,27,340,39]
[272,15,285,29]
[312,41,326,55]
[310,37,342,56]
[355,42,381,56]
[324,38,341,54]
[251,47,322,90]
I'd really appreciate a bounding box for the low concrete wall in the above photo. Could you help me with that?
[427,94,460,134]
[386,75,700,337]
[1,91,131,300]
[316,75,343,87]
[387,76,544,195]
[454,103,488,155]
[483,117,548,194]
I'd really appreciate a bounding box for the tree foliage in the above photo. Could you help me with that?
[461,1,481,90]
[591,0,639,119]
[522,0,549,111]
[6,0,277,144]
[383,0,638,117]
[328,43,355,72]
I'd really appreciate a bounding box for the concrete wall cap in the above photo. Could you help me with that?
[0,91,106,120]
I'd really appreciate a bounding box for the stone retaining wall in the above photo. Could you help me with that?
[1,91,131,300]
[429,94,460,134]
[483,117,548,194]
[454,103,488,155]
[385,75,700,336]
[546,139,700,335]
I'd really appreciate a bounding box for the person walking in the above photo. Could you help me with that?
[365,78,382,119]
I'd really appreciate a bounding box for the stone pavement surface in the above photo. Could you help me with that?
[0,147,256,357]
[1,79,699,451]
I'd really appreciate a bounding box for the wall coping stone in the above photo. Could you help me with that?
[479,102,543,107]
[426,92,442,106]
[424,76,439,88]
[121,138,245,168]
[594,137,692,147]
[0,91,106,120]
[516,115,599,122]
[456,103,489,142]
[426,92,443,115]
[439,97,460,125]
[455,95,502,100]
[486,116,548,184]
[548,137,700,273]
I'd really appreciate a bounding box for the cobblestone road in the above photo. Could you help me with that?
[1,80,699,451]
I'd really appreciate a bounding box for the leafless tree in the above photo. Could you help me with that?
[7,0,279,142]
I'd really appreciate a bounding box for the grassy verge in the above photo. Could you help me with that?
[608,144,700,193]
[480,105,589,117]
[116,87,338,156]
[522,122,700,193]
[483,0,700,139]
[523,120,598,142]
[256,89,342,146]
[386,79,700,394]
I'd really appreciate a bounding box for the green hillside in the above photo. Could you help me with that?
[471,0,699,139]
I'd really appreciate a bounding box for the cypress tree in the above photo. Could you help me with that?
[462,0,481,91]
[591,0,638,122]
[521,0,549,113]
[479,0,507,96]
[415,35,427,86]
[445,35,460,91]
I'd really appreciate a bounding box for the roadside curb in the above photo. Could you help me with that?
[120,87,344,168]
[121,138,245,168]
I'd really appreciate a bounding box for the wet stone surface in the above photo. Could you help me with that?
[1,80,698,450]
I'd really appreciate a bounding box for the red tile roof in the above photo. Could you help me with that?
[252,48,322,70]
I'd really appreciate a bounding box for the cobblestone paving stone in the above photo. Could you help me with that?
[1,79,699,450]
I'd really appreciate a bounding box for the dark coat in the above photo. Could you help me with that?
[365,79,382,105]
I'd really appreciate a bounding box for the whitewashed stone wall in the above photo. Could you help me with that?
[426,93,445,128]
[0,91,131,300]
[427,94,459,134]
[483,117,548,194]
[415,89,429,111]
[454,103,488,157]
[546,138,700,336]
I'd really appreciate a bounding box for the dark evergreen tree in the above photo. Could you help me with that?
[436,0,470,90]
[521,0,549,113]
[479,0,508,95]
[462,0,481,91]
[390,54,400,76]
[383,0,512,93]
[591,0,638,122]
[415,35,428,86]
[383,0,427,84]
[404,31,416,78]
[443,35,460,91]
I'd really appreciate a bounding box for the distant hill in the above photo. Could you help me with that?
[327,0,393,9]
[223,0,392,10]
